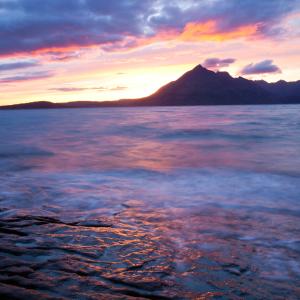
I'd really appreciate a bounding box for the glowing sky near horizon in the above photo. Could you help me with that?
[0,0,299,105]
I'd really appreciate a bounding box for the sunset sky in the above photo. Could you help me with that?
[0,0,299,105]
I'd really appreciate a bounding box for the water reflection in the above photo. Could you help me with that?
[0,105,300,299]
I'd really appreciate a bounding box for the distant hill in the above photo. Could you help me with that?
[1,64,299,109]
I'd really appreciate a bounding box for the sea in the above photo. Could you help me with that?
[0,105,300,299]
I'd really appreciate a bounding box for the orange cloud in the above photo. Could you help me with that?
[103,20,259,53]
[179,21,258,42]
[0,45,96,60]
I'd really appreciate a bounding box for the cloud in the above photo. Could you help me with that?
[0,60,40,71]
[0,71,53,83]
[46,51,82,61]
[240,60,281,75]
[48,87,87,92]
[0,0,298,56]
[202,58,236,69]
[49,86,128,92]
[109,86,127,91]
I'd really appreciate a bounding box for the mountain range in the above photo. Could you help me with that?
[1,64,299,109]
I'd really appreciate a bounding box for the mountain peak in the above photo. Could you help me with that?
[190,65,232,79]
[191,64,212,73]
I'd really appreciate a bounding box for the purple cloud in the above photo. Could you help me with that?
[0,0,298,56]
[0,71,53,83]
[49,86,128,92]
[202,58,236,69]
[241,60,281,75]
[0,60,39,71]
[47,51,82,61]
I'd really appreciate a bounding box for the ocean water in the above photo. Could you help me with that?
[0,105,300,299]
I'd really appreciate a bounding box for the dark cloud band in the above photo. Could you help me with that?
[0,0,298,56]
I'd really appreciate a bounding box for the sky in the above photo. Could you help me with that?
[0,0,299,105]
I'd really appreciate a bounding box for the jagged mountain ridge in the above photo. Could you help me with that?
[1,64,299,109]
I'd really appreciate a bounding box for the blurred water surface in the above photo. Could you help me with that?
[0,105,300,299]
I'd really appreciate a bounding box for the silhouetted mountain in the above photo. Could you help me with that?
[0,101,60,109]
[255,79,300,103]
[138,65,273,106]
[1,64,299,109]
